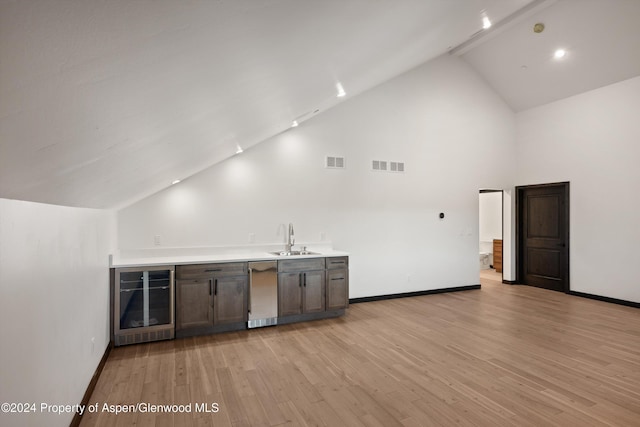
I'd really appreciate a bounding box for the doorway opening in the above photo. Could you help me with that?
[479,189,503,282]
[516,182,570,292]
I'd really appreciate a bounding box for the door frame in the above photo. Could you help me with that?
[515,182,570,292]
[479,189,504,280]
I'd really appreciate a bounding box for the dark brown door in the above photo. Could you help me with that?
[213,276,248,325]
[278,272,303,316]
[517,183,569,292]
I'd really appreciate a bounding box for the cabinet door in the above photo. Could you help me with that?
[176,279,213,330]
[302,270,326,314]
[278,272,302,316]
[326,268,349,310]
[213,275,248,325]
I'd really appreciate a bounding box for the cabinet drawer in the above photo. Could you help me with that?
[326,256,348,270]
[176,262,247,279]
[278,258,325,273]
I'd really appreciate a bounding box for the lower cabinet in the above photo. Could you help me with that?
[176,278,213,330]
[213,275,247,324]
[173,256,348,338]
[326,257,349,311]
[303,270,326,313]
[278,258,326,317]
[278,272,303,316]
[176,263,247,336]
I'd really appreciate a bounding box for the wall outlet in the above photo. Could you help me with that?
[248,233,255,243]
[91,337,95,354]
[320,232,326,241]
[154,235,161,246]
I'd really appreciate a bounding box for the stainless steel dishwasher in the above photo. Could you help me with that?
[248,261,278,328]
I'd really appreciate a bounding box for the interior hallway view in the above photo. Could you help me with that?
[81,273,640,426]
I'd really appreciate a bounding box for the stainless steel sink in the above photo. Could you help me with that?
[269,250,319,257]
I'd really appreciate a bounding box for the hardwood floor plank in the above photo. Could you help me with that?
[244,369,288,426]
[217,367,249,426]
[81,275,640,426]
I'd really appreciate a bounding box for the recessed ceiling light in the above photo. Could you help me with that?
[291,120,299,128]
[171,179,181,185]
[235,145,244,154]
[482,16,492,29]
[554,48,567,59]
[336,82,346,98]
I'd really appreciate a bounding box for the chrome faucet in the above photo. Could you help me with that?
[285,223,295,253]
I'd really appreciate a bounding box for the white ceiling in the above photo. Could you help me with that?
[460,0,640,111]
[0,0,533,209]
[4,1,638,210]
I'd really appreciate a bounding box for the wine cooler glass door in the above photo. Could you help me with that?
[119,269,172,330]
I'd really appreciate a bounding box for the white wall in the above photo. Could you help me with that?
[502,188,515,282]
[516,75,640,303]
[118,55,516,298]
[0,198,115,427]
[479,191,502,253]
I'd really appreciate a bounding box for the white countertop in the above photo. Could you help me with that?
[110,244,348,268]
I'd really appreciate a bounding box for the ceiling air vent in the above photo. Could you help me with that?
[326,156,345,169]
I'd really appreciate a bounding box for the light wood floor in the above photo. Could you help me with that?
[82,273,640,426]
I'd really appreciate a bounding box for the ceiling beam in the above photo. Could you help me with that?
[449,0,557,56]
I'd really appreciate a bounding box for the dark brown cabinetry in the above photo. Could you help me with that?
[213,275,247,324]
[302,270,326,313]
[326,257,349,311]
[175,278,212,330]
[114,255,348,345]
[493,239,503,273]
[176,262,247,337]
[278,272,303,316]
[278,258,326,317]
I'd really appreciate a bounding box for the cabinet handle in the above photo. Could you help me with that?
[205,268,222,272]
[214,278,218,295]
[209,279,213,296]
[331,277,344,281]
[248,268,252,314]
[303,272,307,287]
[299,273,303,287]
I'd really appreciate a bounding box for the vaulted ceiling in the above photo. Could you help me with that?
[460,0,640,111]
[1,0,638,209]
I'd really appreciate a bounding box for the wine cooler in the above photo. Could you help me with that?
[114,265,175,346]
